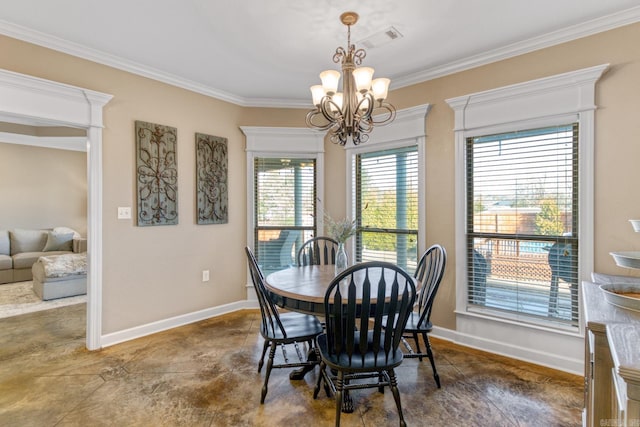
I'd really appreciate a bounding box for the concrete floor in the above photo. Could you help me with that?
[0,303,583,426]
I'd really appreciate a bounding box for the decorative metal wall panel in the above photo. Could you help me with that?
[196,133,228,224]
[135,121,178,226]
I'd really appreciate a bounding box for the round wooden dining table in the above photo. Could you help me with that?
[264,263,414,316]
[264,264,336,316]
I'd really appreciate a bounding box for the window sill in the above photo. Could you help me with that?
[455,308,582,338]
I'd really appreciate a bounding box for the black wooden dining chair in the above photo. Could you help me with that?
[387,244,447,388]
[547,241,578,321]
[245,247,323,404]
[297,236,339,266]
[314,261,416,427]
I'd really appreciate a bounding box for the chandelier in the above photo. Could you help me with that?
[306,11,396,146]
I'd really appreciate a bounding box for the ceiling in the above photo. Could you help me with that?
[1,0,639,108]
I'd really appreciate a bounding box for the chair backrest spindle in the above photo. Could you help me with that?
[297,236,339,266]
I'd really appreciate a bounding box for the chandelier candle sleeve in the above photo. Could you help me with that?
[306,11,396,146]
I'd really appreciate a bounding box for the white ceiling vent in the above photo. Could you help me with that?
[359,26,403,49]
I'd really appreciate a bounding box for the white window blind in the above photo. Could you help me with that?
[355,146,419,271]
[254,157,316,274]
[467,124,579,327]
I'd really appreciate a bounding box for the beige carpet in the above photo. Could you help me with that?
[0,281,86,319]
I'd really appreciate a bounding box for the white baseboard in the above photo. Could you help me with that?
[100,299,260,348]
[430,325,584,375]
[99,298,583,376]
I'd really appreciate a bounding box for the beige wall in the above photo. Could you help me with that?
[0,142,87,235]
[0,35,255,333]
[0,122,86,137]
[1,20,639,336]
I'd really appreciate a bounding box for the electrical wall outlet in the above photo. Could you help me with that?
[202,270,210,282]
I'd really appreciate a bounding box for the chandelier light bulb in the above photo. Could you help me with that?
[353,67,375,93]
[371,78,390,101]
[310,85,326,106]
[319,70,340,95]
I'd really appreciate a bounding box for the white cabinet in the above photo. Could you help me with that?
[583,281,640,427]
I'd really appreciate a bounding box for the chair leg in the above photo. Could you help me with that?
[412,332,423,361]
[423,332,440,388]
[388,369,407,427]
[334,371,344,427]
[314,361,325,399]
[258,339,269,373]
[261,341,277,404]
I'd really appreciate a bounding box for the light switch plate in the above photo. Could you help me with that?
[118,207,132,219]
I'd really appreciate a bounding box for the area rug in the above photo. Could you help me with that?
[0,281,86,319]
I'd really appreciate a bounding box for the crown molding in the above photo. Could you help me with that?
[1,6,639,108]
[0,19,250,106]
[0,19,309,109]
[392,5,640,90]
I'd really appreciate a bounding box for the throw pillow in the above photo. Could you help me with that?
[9,229,48,255]
[0,230,9,255]
[43,231,74,252]
[52,227,81,239]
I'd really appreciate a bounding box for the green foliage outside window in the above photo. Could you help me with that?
[361,189,418,251]
[535,199,564,236]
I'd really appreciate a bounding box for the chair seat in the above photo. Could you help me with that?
[403,312,432,332]
[382,312,432,333]
[316,332,404,372]
[261,311,323,342]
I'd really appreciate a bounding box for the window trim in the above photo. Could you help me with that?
[345,104,431,261]
[241,127,325,295]
[446,64,607,373]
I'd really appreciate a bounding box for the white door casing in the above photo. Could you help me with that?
[0,68,112,350]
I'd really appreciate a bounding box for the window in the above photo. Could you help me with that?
[447,65,606,371]
[242,126,325,278]
[355,146,419,271]
[254,157,316,274]
[467,124,579,327]
[345,104,429,274]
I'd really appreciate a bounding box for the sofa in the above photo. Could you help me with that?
[0,227,86,284]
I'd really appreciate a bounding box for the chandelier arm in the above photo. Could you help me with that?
[353,48,366,66]
[329,118,350,146]
[319,97,344,124]
[329,127,348,146]
[370,102,397,126]
[354,92,375,120]
[305,109,334,131]
[357,116,374,133]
